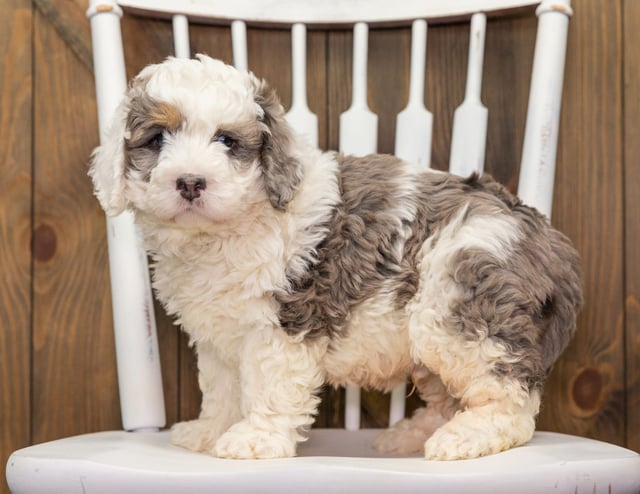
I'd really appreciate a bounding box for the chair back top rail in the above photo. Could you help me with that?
[105,0,548,27]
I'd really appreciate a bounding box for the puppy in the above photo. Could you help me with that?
[90,54,582,460]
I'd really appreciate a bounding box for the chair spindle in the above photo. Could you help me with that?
[517,0,572,218]
[231,20,248,71]
[285,23,318,148]
[339,22,378,158]
[395,19,432,171]
[87,0,165,433]
[172,14,190,58]
[449,12,488,176]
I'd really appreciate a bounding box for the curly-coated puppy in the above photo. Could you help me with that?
[90,54,582,460]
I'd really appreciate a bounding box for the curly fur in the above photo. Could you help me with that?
[90,54,583,461]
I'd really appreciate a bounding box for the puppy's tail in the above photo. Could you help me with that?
[538,230,583,372]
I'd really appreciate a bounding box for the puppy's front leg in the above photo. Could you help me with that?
[215,327,326,459]
[170,340,241,454]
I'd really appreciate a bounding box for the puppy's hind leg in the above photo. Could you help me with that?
[406,212,553,460]
[423,376,540,461]
[374,371,459,455]
[408,286,542,460]
[170,339,241,454]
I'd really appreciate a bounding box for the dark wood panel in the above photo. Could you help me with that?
[122,15,175,78]
[189,22,233,64]
[327,30,351,152]
[483,13,536,190]
[34,0,93,70]
[0,1,33,491]
[536,0,626,446]
[623,0,640,453]
[368,27,411,154]
[423,22,468,171]
[31,9,121,442]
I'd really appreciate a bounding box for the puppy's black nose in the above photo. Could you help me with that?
[176,175,206,202]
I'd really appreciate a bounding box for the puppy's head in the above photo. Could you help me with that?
[89,55,302,227]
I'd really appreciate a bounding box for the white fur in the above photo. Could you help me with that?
[323,286,413,392]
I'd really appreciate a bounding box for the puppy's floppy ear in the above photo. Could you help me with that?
[88,98,130,216]
[253,78,303,211]
[88,68,156,216]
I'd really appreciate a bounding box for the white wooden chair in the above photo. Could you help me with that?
[7,1,640,493]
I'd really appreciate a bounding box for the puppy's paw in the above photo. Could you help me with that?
[423,404,536,460]
[170,418,225,454]
[423,424,488,460]
[374,421,430,455]
[214,420,296,459]
[374,408,448,455]
[423,418,523,461]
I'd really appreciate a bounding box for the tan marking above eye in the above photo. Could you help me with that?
[148,101,184,133]
[126,95,185,150]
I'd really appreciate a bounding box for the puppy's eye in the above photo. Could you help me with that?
[215,134,235,148]
[145,132,164,149]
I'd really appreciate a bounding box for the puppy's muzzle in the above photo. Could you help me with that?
[176,175,207,202]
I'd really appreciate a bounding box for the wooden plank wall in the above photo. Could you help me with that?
[624,0,640,455]
[1,1,33,491]
[1,0,638,491]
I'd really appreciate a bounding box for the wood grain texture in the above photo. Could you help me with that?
[34,0,93,71]
[368,27,411,154]
[31,8,121,442]
[483,12,535,189]
[423,22,468,171]
[327,30,351,152]
[536,0,626,445]
[0,1,33,491]
[623,0,640,453]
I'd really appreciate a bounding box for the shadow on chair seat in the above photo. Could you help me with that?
[7,430,640,494]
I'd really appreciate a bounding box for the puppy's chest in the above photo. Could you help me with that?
[150,240,285,337]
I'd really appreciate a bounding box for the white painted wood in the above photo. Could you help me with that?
[87,0,166,433]
[172,14,190,58]
[8,431,640,493]
[517,0,572,218]
[389,383,407,426]
[285,23,318,148]
[449,12,488,176]
[339,22,378,158]
[116,0,540,26]
[394,19,432,171]
[231,20,248,71]
[344,385,361,431]
[87,1,126,137]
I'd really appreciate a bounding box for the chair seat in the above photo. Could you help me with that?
[6,429,640,494]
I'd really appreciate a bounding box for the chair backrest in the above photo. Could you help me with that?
[86,0,572,433]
